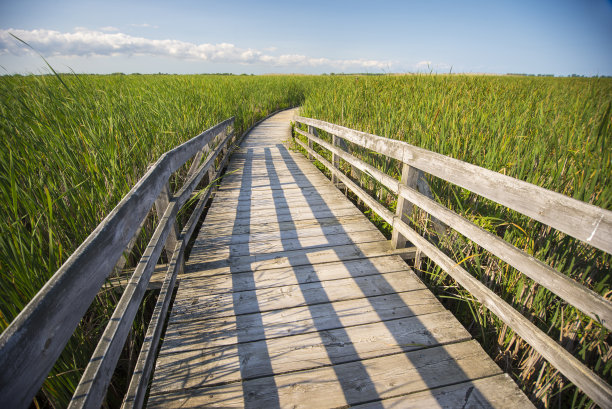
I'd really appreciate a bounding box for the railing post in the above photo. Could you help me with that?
[307,125,315,160]
[154,182,180,259]
[391,163,419,249]
[332,134,340,186]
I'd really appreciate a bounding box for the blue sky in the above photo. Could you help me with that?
[0,0,611,75]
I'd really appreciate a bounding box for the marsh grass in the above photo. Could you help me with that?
[0,73,318,407]
[299,74,612,408]
[3,71,610,408]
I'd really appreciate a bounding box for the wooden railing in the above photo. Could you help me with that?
[293,116,612,408]
[0,117,236,409]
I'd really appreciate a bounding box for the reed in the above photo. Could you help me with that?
[0,73,319,407]
[299,74,612,408]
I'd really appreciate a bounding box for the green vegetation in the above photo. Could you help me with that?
[1,73,610,408]
[299,74,611,408]
[0,73,315,407]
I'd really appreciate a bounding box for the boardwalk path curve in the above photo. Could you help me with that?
[147,109,533,408]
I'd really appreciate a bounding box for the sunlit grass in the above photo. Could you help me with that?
[299,74,612,408]
[0,73,320,407]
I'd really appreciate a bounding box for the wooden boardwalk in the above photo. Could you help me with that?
[147,109,533,408]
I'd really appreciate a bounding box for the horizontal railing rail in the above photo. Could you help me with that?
[0,117,236,409]
[293,116,612,408]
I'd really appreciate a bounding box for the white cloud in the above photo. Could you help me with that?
[130,23,159,29]
[416,60,432,67]
[99,26,120,33]
[0,28,391,71]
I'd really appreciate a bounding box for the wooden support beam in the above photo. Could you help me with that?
[154,182,180,259]
[306,125,315,160]
[391,163,419,249]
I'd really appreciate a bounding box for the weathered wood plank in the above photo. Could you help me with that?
[160,289,446,353]
[192,229,386,260]
[180,255,413,292]
[0,117,234,409]
[213,185,347,203]
[151,311,471,393]
[296,116,612,254]
[204,200,359,221]
[194,218,382,249]
[154,181,180,257]
[193,214,369,238]
[200,205,362,230]
[107,264,170,290]
[352,374,534,408]
[202,194,353,217]
[146,340,505,408]
[169,270,427,323]
[391,162,418,249]
[187,240,400,274]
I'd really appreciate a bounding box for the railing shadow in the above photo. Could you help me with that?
[256,142,495,407]
[232,147,281,408]
[147,127,502,407]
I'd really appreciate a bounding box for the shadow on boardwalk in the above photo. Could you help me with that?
[145,115,531,408]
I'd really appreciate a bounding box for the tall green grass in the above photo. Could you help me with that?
[0,73,319,408]
[299,74,611,408]
[2,72,610,408]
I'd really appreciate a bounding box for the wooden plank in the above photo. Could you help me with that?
[159,289,447,353]
[180,255,413,292]
[187,240,400,275]
[194,221,382,254]
[151,311,471,393]
[146,340,504,408]
[192,229,386,260]
[307,125,315,159]
[332,134,340,185]
[352,374,534,408]
[0,117,234,409]
[202,193,352,216]
[169,270,426,324]
[106,264,170,290]
[296,116,612,254]
[213,183,346,200]
[219,172,331,186]
[195,217,381,245]
[201,204,362,227]
[195,214,369,238]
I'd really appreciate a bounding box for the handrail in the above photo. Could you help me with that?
[296,117,612,255]
[293,116,612,408]
[0,117,235,409]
